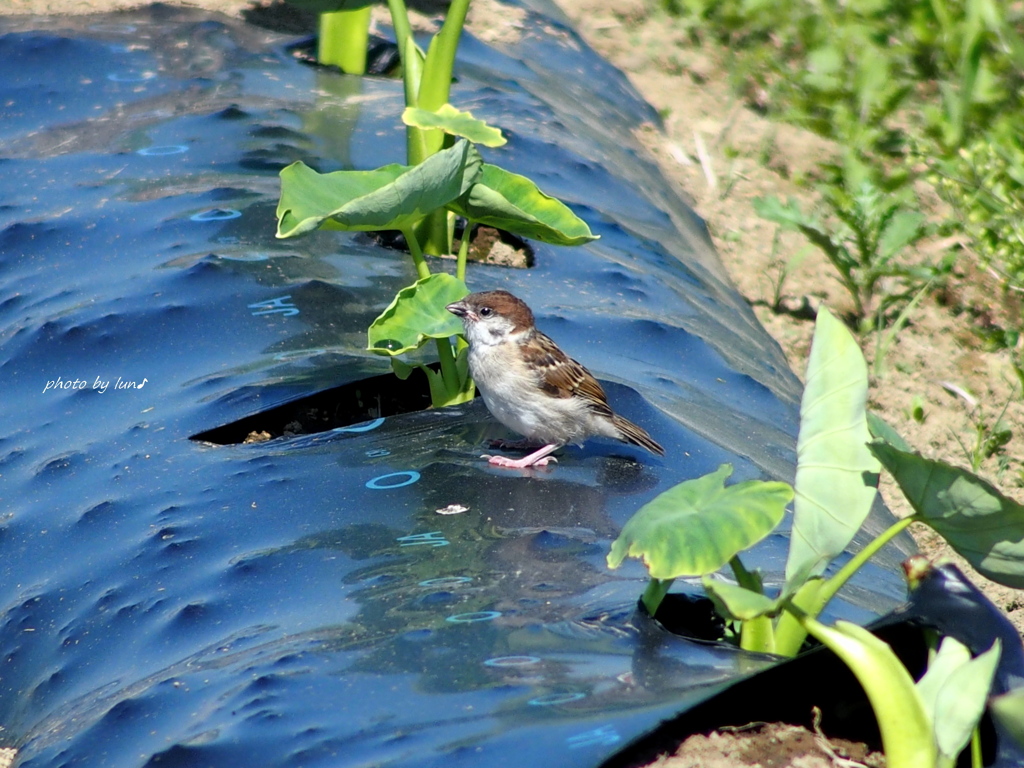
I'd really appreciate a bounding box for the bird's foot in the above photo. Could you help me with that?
[482,453,558,469]
[481,442,561,469]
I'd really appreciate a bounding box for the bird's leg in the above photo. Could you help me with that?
[483,443,560,469]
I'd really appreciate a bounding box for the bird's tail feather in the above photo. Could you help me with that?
[612,415,664,456]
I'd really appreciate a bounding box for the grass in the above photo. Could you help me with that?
[656,0,1024,327]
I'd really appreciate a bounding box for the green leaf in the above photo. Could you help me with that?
[277,139,482,238]
[916,637,1000,763]
[870,441,1024,588]
[753,195,813,230]
[785,308,879,591]
[402,104,507,147]
[607,464,793,579]
[367,273,468,356]
[878,210,924,260]
[991,688,1024,750]
[702,576,778,620]
[867,411,913,452]
[800,617,937,768]
[390,357,416,380]
[753,197,844,266]
[448,164,599,246]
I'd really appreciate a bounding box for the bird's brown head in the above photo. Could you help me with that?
[446,290,535,346]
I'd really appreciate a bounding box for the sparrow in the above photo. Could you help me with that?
[445,290,664,468]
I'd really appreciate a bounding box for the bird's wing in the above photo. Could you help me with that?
[520,332,614,417]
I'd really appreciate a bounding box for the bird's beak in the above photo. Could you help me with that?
[446,300,469,319]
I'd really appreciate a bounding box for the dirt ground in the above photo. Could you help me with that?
[4,0,1023,764]
[551,0,1024,636]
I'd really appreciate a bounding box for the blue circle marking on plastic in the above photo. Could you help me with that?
[107,70,154,82]
[364,449,391,459]
[336,417,385,434]
[418,576,472,587]
[527,692,586,706]
[138,145,188,156]
[446,611,501,624]
[365,471,419,490]
[483,656,541,667]
[191,209,241,222]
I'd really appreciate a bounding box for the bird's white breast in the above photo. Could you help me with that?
[468,339,595,445]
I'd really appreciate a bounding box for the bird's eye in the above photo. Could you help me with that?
[479,307,493,317]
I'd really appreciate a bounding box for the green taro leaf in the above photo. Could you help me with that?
[916,637,1000,764]
[867,411,913,452]
[801,618,936,768]
[367,273,468,356]
[870,442,1024,588]
[785,307,879,591]
[402,104,507,147]
[448,164,599,246]
[702,577,778,620]
[277,139,482,238]
[607,464,793,579]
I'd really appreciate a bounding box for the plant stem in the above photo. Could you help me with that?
[318,7,371,75]
[727,556,775,653]
[773,515,917,657]
[815,515,917,612]
[739,615,776,654]
[417,0,471,115]
[641,577,673,617]
[387,0,430,165]
[728,554,762,592]
[387,0,414,65]
[456,219,473,282]
[434,336,460,401]
[402,227,432,281]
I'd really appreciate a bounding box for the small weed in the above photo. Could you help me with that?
[754,164,925,330]
[756,129,777,171]
[951,397,1014,473]
[872,281,930,379]
[660,0,1024,346]
[761,228,808,313]
[904,394,927,424]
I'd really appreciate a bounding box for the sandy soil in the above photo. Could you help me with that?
[551,0,1024,637]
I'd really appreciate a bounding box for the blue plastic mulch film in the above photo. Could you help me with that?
[0,2,954,766]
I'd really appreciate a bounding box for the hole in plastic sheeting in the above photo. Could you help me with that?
[190,367,439,445]
[366,224,535,270]
[285,33,401,77]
